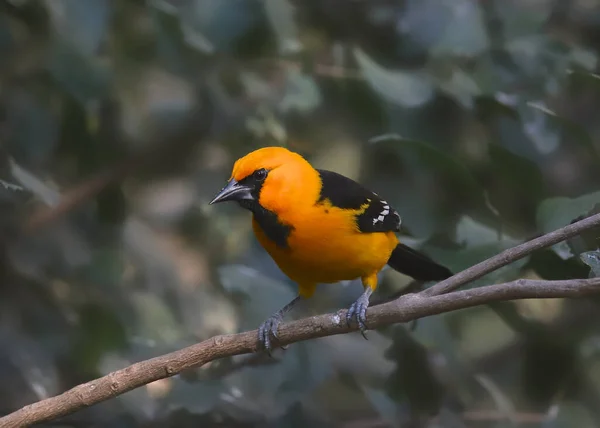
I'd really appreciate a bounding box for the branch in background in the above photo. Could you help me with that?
[21,156,137,234]
[1,277,600,427]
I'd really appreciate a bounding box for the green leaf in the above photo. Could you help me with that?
[278,69,322,113]
[434,67,481,109]
[73,303,127,373]
[455,215,519,248]
[267,402,335,428]
[545,402,597,428]
[369,134,487,209]
[384,325,448,417]
[47,41,112,103]
[264,0,302,55]
[130,291,183,343]
[494,0,554,41]
[5,93,59,168]
[170,0,261,53]
[474,374,517,423]
[218,264,296,331]
[354,48,435,108]
[486,143,547,227]
[526,101,600,162]
[580,251,600,278]
[45,0,110,55]
[429,0,489,57]
[401,0,488,57]
[536,191,600,259]
[362,386,405,428]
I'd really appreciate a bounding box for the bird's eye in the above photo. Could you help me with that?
[253,168,267,181]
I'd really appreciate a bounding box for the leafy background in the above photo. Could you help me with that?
[2,0,600,427]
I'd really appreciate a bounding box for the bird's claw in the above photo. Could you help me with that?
[346,293,370,339]
[258,313,283,355]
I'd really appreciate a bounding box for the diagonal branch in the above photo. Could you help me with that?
[2,213,600,427]
[424,212,600,296]
[2,277,600,427]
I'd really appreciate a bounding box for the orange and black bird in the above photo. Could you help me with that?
[210,147,452,351]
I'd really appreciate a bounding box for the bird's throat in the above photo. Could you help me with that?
[242,201,293,249]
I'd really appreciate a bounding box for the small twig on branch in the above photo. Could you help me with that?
[2,213,600,427]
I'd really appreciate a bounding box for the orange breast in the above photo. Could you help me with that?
[251,204,398,286]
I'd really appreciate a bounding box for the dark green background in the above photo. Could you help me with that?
[2,0,600,427]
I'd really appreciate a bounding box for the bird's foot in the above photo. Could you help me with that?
[258,312,283,355]
[346,289,372,339]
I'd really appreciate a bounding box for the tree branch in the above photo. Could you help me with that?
[2,277,600,427]
[3,212,600,427]
[424,212,600,296]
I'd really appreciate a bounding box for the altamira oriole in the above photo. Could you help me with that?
[210,146,452,351]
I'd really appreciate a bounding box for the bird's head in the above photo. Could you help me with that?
[209,146,318,212]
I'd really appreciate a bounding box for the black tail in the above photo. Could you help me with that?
[387,243,453,281]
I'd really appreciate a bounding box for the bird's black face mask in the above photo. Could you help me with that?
[209,168,269,208]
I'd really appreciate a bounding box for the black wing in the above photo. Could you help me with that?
[316,169,401,233]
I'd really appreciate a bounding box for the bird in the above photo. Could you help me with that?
[209,146,452,352]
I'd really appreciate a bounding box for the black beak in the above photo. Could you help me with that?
[209,179,254,205]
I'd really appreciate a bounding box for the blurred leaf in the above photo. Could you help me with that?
[580,251,600,278]
[370,134,483,196]
[435,67,481,109]
[84,247,125,287]
[537,192,600,259]
[430,0,489,57]
[130,290,183,344]
[73,303,127,374]
[370,134,487,215]
[401,0,488,57]
[264,0,302,55]
[527,249,590,281]
[9,156,61,231]
[569,70,600,88]
[362,386,404,428]
[0,332,60,403]
[47,41,112,103]
[173,0,262,53]
[475,95,520,122]
[214,339,334,421]
[385,324,448,417]
[543,402,597,428]
[279,69,322,113]
[267,401,334,428]
[486,143,547,226]
[44,0,110,55]
[526,101,600,162]
[5,92,59,168]
[0,179,23,192]
[495,0,554,41]
[429,408,467,428]
[474,374,517,424]
[568,47,598,72]
[519,101,561,155]
[455,215,518,248]
[218,264,296,331]
[354,48,435,108]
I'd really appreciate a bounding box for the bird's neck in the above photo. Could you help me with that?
[241,162,320,249]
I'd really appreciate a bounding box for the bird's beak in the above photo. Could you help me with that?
[209,179,254,205]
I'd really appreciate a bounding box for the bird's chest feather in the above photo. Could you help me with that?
[251,206,397,283]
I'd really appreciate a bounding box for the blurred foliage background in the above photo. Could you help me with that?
[3,0,600,427]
